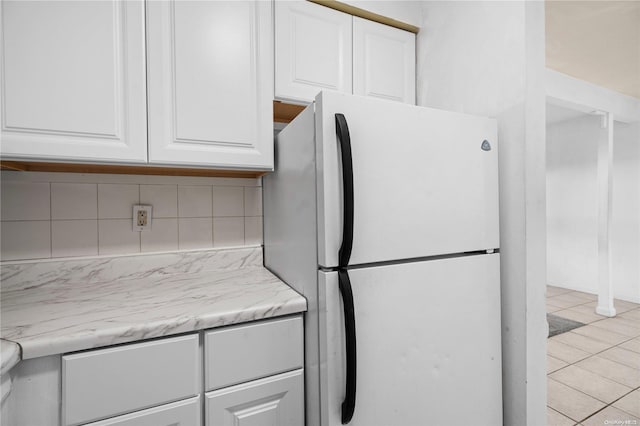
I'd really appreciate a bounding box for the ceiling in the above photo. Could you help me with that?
[546,103,590,125]
[546,0,640,99]
[545,101,598,125]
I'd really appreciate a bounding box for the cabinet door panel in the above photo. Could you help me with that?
[205,370,304,426]
[62,334,199,426]
[85,396,200,426]
[147,1,273,169]
[353,17,415,104]
[275,1,352,103]
[0,0,147,162]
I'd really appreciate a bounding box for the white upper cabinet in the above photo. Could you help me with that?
[275,1,352,104]
[274,1,417,105]
[0,1,147,162]
[146,1,273,170]
[353,17,415,104]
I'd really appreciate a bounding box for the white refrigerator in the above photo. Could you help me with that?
[264,91,502,426]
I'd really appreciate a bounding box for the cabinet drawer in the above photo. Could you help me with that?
[62,334,199,426]
[205,369,304,426]
[85,396,200,426]
[204,316,303,391]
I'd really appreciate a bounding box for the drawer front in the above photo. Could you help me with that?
[85,396,200,426]
[205,315,303,391]
[63,334,199,426]
[205,369,304,426]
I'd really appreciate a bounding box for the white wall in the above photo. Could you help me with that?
[545,67,640,306]
[612,122,640,302]
[546,114,600,292]
[547,69,640,123]
[417,2,525,116]
[547,118,640,303]
[0,172,263,261]
[417,2,547,425]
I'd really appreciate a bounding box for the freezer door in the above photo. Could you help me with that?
[317,254,502,426]
[315,91,499,268]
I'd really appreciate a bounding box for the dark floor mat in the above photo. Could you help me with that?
[547,313,586,337]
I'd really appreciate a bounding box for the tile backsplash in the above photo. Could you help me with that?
[0,172,263,261]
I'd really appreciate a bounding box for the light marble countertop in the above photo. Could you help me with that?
[0,247,306,360]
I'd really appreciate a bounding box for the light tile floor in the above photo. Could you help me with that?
[547,286,640,425]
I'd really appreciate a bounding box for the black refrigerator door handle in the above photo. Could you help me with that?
[338,269,357,424]
[335,113,356,424]
[335,113,354,268]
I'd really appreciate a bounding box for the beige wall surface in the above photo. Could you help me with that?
[546,0,640,99]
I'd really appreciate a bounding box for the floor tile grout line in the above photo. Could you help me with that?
[547,288,640,424]
[550,362,636,400]
[549,330,640,388]
[548,372,639,422]
[567,321,639,342]
[548,296,640,312]
[587,386,640,421]
[547,406,580,424]
[548,376,610,405]
[552,330,639,357]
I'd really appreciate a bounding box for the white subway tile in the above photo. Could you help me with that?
[244,217,263,245]
[140,185,178,218]
[141,218,178,253]
[213,186,244,217]
[244,187,262,216]
[0,174,260,260]
[52,220,98,258]
[51,183,97,219]
[1,181,50,221]
[213,217,244,248]
[178,218,213,250]
[0,221,51,260]
[98,219,140,255]
[178,185,212,218]
[98,184,139,219]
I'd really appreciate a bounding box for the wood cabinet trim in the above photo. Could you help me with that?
[273,101,307,124]
[0,161,267,178]
[307,0,420,34]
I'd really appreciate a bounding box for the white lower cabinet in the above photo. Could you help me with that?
[84,396,200,426]
[62,334,200,426]
[205,369,304,426]
[19,315,304,426]
[204,316,303,390]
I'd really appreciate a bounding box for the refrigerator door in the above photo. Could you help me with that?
[317,254,502,426]
[315,91,499,268]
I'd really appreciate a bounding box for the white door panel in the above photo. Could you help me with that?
[315,92,499,268]
[205,370,304,426]
[318,254,502,426]
[0,0,147,162]
[275,1,352,103]
[353,17,415,104]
